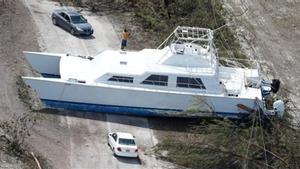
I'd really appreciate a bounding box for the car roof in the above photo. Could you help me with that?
[67,11,81,16]
[54,9,81,16]
[116,132,135,139]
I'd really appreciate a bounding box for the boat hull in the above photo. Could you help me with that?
[23,77,256,119]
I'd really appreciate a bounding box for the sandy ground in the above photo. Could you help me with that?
[224,0,300,119]
[0,0,40,168]
[0,0,39,120]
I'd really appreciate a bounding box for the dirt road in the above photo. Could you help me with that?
[10,0,178,168]
[224,0,300,118]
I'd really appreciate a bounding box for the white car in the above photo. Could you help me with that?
[108,132,138,158]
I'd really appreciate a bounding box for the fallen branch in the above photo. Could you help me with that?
[240,138,290,168]
[31,152,42,169]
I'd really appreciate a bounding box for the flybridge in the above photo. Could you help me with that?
[158,26,214,49]
[158,26,217,75]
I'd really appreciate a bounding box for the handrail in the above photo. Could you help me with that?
[157,26,213,49]
[157,26,178,49]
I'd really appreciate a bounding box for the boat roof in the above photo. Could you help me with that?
[60,26,218,81]
[60,44,218,81]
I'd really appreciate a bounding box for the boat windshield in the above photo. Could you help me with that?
[71,15,87,24]
[118,138,136,146]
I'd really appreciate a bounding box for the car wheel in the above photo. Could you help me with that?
[52,18,57,25]
[70,28,75,35]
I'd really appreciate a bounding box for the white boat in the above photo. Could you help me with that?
[22,26,284,118]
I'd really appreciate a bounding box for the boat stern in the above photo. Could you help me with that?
[24,51,63,78]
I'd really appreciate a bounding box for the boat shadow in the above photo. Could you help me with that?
[37,108,200,132]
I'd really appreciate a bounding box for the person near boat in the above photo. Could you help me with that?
[121,29,130,50]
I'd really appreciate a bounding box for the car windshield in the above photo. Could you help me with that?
[71,15,87,24]
[118,138,136,146]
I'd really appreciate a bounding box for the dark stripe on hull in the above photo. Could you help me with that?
[41,73,61,78]
[41,99,249,119]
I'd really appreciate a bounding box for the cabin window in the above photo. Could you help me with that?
[108,76,133,83]
[141,75,168,86]
[176,77,206,89]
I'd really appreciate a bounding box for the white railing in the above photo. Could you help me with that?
[157,26,213,49]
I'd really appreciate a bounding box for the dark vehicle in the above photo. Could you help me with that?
[51,10,93,36]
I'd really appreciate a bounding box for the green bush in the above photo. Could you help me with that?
[155,108,300,169]
[134,0,246,60]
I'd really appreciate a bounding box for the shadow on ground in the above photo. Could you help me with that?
[53,25,95,40]
[115,155,142,165]
[77,34,95,40]
[36,108,200,132]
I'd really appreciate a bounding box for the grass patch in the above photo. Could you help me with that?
[133,0,246,60]
[155,105,300,169]
[53,0,83,6]
[0,110,51,169]
[16,76,32,109]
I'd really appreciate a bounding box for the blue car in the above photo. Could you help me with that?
[51,10,94,36]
